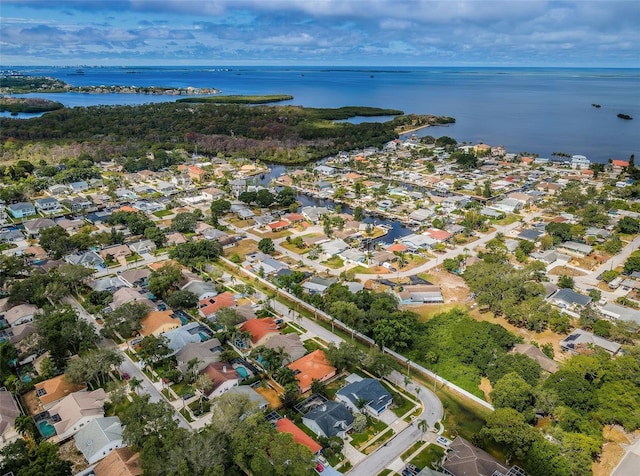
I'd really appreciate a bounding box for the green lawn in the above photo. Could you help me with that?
[281,324,302,335]
[350,418,388,448]
[171,382,194,397]
[180,408,194,422]
[153,209,173,218]
[322,256,345,269]
[401,440,424,460]
[409,444,446,470]
[302,339,324,354]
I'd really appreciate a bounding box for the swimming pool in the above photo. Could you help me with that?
[235,366,249,379]
[37,420,56,438]
[199,332,210,342]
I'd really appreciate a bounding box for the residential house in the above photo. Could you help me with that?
[200,362,240,398]
[560,329,621,356]
[161,322,207,355]
[65,251,105,270]
[181,280,218,301]
[302,401,354,439]
[127,240,156,255]
[34,197,62,214]
[255,257,288,276]
[547,288,592,310]
[267,220,290,232]
[302,276,337,295]
[0,228,23,243]
[118,268,151,288]
[201,187,226,201]
[198,292,236,321]
[240,318,280,347]
[69,181,89,193]
[517,229,543,242]
[56,218,85,233]
[74,416,125,464]
[49,184,69,196]
[340,248,366,264]
[0,321,36,348]
[370,251,397,267]
[408,208,434,225]
[480,207,504,219]
[490,198,523,214]
[0,389,21,447]
[175,338,223,375]
[287,350,336,393]
[92,447,142,476]
[336,376,392,416]
[557,241,593,256]
[139,310,181,337]
[4,303,38,327]
[600,302,640,325]
[111,287,154,311]
[89,276,128,293]
[424,228,452,243]
[511,344,559,374]
[301,206,330,223]
[23,218,56,237]
[155,181,177,195]
[226,386,268,411]
[400,233,437,251]
[99,244,131,261]
[35,375,86,410]
[6,202,36,219]
[442,437,517,476]
[262,334,306,364]
[275,418,322,454]
[164,231,187,246]
[48,389,106,441]
[397,285,444,304]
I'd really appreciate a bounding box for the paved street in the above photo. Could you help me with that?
[348,424,423,476]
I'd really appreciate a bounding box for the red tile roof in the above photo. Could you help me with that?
[612,160,629,167]
[276,418,322,454]
[387,243,409,252]
[240,318,279,344]
[425,228,452,241]
[268,220,290,230]
[198,292,236,318]
[287,350,336,392]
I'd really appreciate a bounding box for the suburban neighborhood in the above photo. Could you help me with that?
[1,137,640,476]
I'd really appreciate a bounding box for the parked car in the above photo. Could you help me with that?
[436,436,451,446]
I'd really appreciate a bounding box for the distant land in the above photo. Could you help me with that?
[0,75,219,96]
[0,96,64,114]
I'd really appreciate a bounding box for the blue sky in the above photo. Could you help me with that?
[1,0,639,67]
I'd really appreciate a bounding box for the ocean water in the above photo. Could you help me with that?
[3,66,639,163]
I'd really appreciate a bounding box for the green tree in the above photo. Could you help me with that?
[624,255,640,274]
[0,341,18,383]
[479,408,540,461]
[65,348,124,388]
[617,216,640,234]
[557,275,574,289]
[148,263,183,299]
[210,199,231,224]
[255,189,275,207]
[38,225,75,259]
[36,305,98,369]
[0,440,72,476]
[121,395,179,450]
[166,290,198,310]
[362,348,394,378]
[354,206,365,221]
[490,372,535,414]
[171,212,198,233]
[137,335,172,367]
[238,190,257,204]
[524,439,571,476]
[102,301,150,339]
[258,238,275,255]
[324,341,363,372]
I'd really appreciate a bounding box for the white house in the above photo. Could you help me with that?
[49,389,106,441]
[74,416,125,464]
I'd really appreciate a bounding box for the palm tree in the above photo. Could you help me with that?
[417,418,429,434]
[128,377,143,395]
[14,414,37,440]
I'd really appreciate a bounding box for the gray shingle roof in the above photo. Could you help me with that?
[303,401,353,437]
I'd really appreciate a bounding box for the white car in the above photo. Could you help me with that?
[436,436,451,446]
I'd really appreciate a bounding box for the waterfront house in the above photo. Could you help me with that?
[6,202,35,219]
[74,416,125,464]
[48,389,106,441]
[302,401,354,439]
[301,206,330,224]
[287,350,336,393]
[336,376,392,416]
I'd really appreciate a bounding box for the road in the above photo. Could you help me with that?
[387,370,443,428]
[348,424,423,476]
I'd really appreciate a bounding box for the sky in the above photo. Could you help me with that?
[1,0,639,67]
